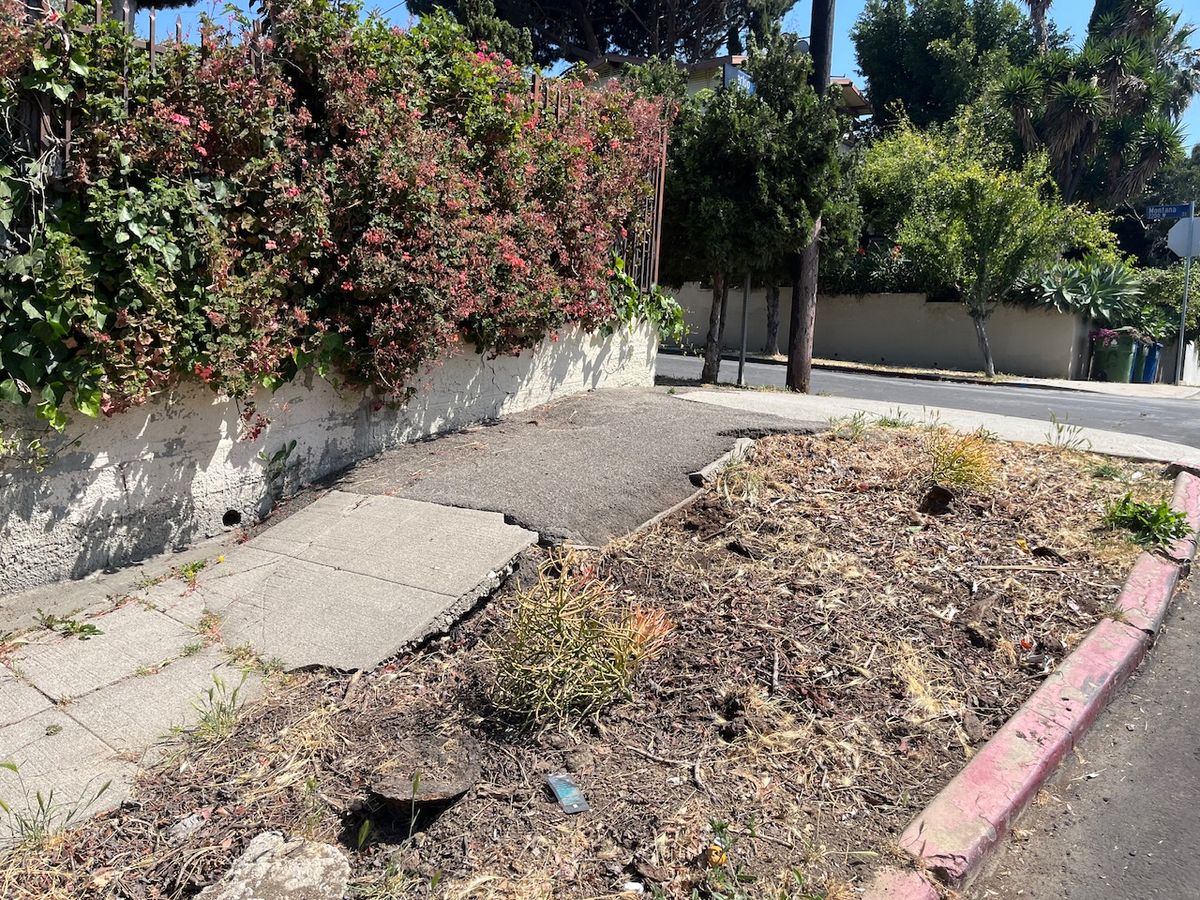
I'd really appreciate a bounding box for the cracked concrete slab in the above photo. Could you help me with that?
[0,667,51,729]
[0,708,135,839]
[66,648,263,755]
[189,492,535,671]
[9,603,197,701]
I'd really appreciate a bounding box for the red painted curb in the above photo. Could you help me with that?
[861,867,939,900]
[1167,471,1200,563]
[891,470,1200,890]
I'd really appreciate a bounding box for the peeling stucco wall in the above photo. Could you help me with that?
[0,323,657,598]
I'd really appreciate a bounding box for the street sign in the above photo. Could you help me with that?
[1168,215,1200,258]
[722,63,756,94]
[1147,202,1193,221]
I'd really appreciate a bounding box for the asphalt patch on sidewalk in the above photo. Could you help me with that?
[319,388,808,544]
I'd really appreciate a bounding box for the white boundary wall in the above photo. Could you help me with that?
[672,284,1090,379]
[0,324,656,597]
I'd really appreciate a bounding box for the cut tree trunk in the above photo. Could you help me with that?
[972,312,997,378]
[764,284,781,356]
[701,274,728,384]
[786,219,822,392]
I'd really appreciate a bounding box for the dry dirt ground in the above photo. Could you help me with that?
[0,426,1173,900]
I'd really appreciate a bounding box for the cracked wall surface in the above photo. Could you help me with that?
[0,324,656,598]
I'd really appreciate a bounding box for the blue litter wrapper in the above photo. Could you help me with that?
[546,773,590,814]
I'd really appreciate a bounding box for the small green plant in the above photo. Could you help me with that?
[926,429,996,492]
[827,411,868,439]
[188,673,248,742]
[35,610,103,640]
[491,551,673,723]
[1103,493,1192,548]
[1047,412,1092,451]
[0,763,112,845]
[258,439,298,502]
[606,255,686,343]
[175,559,208,588]
[1092,462,1124,480]
[874,408,915,428]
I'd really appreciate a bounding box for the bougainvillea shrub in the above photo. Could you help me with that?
[0,1,668,426]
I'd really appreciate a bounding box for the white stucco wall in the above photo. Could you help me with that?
[0,323,657,597]
[672,283,1090,379]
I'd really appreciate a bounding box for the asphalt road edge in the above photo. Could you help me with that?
[865,466,1200,899]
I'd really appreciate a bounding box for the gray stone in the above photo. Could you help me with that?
[0,666,51,728]
[66,648,263,754]
[10,603,196,700]
[0,709,134,841]
[197,831,349,900]
[188,492,535,671]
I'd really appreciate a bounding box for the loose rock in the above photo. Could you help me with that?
[197,832,349,900]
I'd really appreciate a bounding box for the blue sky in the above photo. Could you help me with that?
[147,0,1197,145]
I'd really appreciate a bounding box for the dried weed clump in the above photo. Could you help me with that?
[490,551,673,723]
[925,428,996,492]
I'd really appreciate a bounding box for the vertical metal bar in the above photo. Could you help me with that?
[1178,200,1195,384]
[148,9,156,72]
[122,1,130,108]
[649,122,667,289]
[176,15,182,44]
[738,273,750,385]
[94,0,101,25]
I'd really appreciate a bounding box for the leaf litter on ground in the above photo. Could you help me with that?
[0,428,1175,900]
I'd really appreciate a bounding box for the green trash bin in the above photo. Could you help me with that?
[1091,331,1137,382]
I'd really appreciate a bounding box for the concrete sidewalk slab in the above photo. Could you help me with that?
[10,603,198,701]
[189,492,536,671]
[677,388,1200,465]
[0,669,51,729]
[0,708,136,836]
[66,648,262,755]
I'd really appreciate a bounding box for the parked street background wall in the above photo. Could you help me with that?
[670,283,1091,379]
[0,324,657,598]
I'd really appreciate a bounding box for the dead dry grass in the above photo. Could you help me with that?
[0,429,1170,900]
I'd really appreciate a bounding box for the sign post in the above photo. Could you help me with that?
[1165,203,1198,384]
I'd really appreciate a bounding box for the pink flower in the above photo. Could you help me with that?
[286,186,301,199]
[169,112,191,127]
[265,240,278,250]
[340,280,355,292]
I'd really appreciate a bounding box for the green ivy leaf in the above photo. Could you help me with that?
[74,388,102,418]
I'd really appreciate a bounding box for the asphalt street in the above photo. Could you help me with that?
[656,353,1200,449]
[972,577,1200,900]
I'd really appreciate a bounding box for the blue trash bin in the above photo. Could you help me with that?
[1138,342,1163,384]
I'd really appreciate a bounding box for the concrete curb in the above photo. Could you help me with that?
[866,471,1200,898]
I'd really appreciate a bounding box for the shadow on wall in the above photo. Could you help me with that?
[0,323,657,599]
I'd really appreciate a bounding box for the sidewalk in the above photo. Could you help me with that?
[677,387,1200,466]
[0,389,799,837]
[662,348,1200,400]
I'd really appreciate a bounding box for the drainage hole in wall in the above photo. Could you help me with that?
[222,509,243,528]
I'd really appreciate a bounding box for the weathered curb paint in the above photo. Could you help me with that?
[860,868,939,900]
[866,469,1200,897]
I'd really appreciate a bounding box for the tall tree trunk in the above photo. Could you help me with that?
[972,312,996,378]
[701,273,727,384]
[764,284,781,356]
[786,219,822,392]
[785,0,834,392]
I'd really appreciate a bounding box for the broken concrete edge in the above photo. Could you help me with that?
[688,437,756,487]
[886,469,1200,892]
[619,439,761,543]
